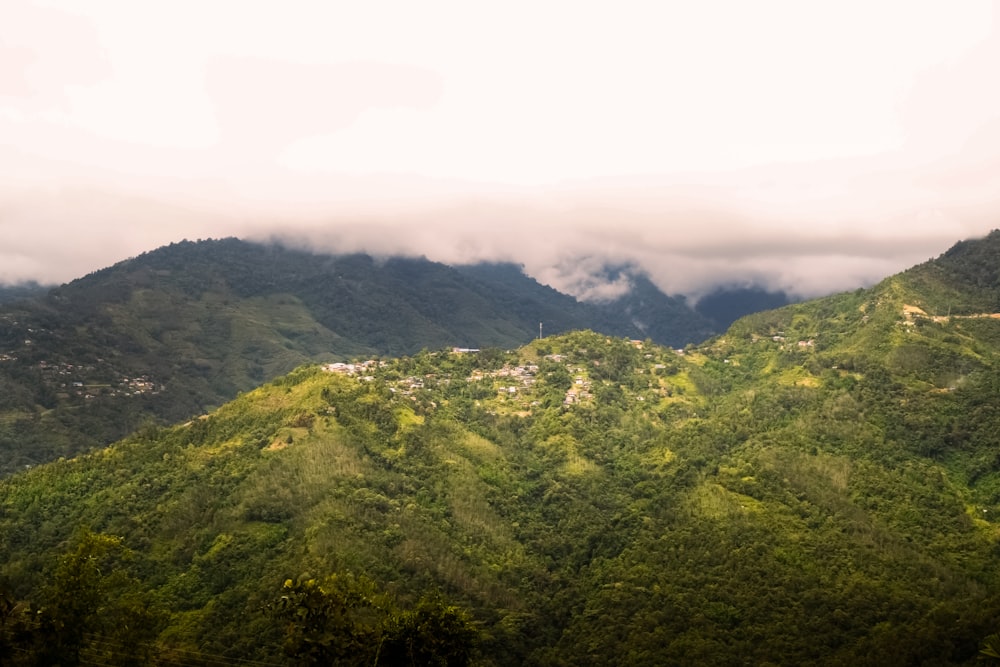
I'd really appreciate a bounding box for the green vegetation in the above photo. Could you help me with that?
[273,575,479,665]
[0,281,49,305]
[0,239,715,476]
[5,232,1000,663]
[4,306,1000,663]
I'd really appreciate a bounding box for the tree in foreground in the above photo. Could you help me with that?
[274,575,480,666]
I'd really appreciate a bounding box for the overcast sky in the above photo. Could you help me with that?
[3,1,1000,300]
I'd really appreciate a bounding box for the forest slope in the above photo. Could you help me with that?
[0,238,714,475]
[4,298,1000,663]
[5,232,1000,664]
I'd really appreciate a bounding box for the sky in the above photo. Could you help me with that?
[2,1,1000,301]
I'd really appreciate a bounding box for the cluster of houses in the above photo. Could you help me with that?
[324,354,596,408]
[0,317,37,362]
[40,360,96,398]
[564,372,593,405]
[323,360,382,380]
[467,362,539,396]
[392,376,437,396]
[323,359,446,398]
[39,360,93,375]
[322,346,673,410]
[750,332,816,350]
[324,360,430,396]
[33,360,162,400]
[118,375,159,396]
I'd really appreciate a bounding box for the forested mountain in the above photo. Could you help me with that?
[5,232,1000,664]
[0,238,714,476]
[0,281,49,305]
[694,285,792,330]
[454,262,719,345]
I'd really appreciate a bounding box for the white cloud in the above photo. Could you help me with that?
[0,1,998,300]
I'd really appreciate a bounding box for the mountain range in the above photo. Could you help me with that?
[0,237,778,476]
[5,232,1000,664]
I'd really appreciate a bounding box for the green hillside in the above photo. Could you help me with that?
[0,238,713,476]
[5,232,1000,664]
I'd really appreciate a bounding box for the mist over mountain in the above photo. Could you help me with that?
[3,3,999,307]
[455,261,720,345]
[694,285,793,330]
[0,281,50,305]
[4,3,1000,660]
[5,231,1000,663]
[0,237,720,475]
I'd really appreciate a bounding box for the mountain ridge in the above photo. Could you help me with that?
[4,231,1000,663]
[0,237,722,475]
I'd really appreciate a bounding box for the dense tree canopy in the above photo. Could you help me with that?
[5,233,1000,663]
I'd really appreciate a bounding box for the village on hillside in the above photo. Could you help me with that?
[323,339,687,412]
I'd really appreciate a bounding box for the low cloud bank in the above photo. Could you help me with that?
[0,151,995,304]
[2,2,998,301]
[244,153,996,301]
